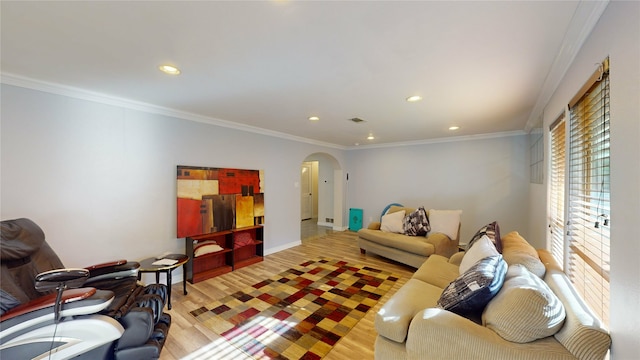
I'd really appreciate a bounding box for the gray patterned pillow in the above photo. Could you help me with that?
[467,221,502,252]
[403,206,430,236]
[437,255,507,315]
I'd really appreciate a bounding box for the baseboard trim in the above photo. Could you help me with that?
[264,240,301,256]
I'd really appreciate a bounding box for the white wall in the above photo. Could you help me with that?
[345,134,531,244]
[531,1,640,358]
[0,84,346,275]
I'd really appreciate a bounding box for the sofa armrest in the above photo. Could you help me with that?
[375,279,443,343]
[449,251,465,266]
[367,221,381,230]
[406,308,572,360]
[424,233,458,258]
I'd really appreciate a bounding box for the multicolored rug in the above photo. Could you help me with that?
[190,258,399,359]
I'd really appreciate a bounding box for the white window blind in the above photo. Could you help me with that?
[567,58,610,325]
[549,114,566,268]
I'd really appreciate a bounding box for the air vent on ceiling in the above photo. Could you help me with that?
[349,117,366,123]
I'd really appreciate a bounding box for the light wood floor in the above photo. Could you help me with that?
[160,228,415,360]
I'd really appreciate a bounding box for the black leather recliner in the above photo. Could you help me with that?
[0,218,171,359]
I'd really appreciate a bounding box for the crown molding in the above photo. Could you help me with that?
[347,130,528,150]
[524,0,609,132]
[0,73,527,151]
[0,73,347,150]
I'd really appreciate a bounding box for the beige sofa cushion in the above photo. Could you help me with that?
[482,265,566,343]
[411,255,460,289]
[358,229,435,256]
[375,278,443,343]
[501,231,546,278]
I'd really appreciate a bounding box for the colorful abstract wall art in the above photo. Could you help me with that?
[177,166,264,238]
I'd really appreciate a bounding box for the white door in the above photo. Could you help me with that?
[301,162,313,220]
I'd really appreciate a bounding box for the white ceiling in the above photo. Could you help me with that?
[1,1,606,148]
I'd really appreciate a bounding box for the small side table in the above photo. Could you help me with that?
[138,254,189,310]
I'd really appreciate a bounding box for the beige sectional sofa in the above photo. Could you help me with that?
[374,230,611,360]
[357,206,460,268]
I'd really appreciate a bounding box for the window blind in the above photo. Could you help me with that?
[549,114,566,268]
[567,59,610,325]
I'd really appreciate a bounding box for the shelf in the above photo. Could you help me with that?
[194,248,232,260]
[192,265,232,283]
[234,255,263,270]
[185,225,263,283]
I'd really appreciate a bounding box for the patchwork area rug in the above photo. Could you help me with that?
[190,258,399,359]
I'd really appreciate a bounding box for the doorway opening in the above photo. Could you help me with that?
[300,153,343,242]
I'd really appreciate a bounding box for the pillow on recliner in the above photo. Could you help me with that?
[380,210,406,233]
[403,207,430,236]
[0,289,21,316]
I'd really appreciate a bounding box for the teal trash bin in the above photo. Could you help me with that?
[349,208,363,231]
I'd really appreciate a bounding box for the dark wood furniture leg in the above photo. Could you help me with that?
[165,269,172,310]
[182,262,188,295]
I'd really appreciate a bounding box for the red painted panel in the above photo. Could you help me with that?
[177,198,202,238]
[219,169,260,195]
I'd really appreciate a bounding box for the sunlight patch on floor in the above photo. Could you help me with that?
[180,336,251,360]
[181,316,300,360]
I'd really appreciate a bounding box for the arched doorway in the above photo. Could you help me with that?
[300,153,343,242]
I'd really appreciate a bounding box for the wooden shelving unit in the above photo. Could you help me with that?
[185,225,263,283]
[233,225,264,270]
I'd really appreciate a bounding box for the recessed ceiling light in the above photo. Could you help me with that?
[367,134,375,140]
[158,64,181,75]
[406,95,422,102]
[308,116,320,121]
[449,126,460,131]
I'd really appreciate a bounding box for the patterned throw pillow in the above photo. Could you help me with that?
[467,221,502,252]
[403,206,430,236]
[437,255,507,315]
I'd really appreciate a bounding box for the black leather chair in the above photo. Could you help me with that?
[0,218,171,359]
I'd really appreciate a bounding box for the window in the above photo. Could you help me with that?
[549,114,566,268]
[549,58,610,326]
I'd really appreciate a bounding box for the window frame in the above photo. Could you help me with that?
[548,57,610,326]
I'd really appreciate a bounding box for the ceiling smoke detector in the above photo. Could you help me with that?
[349,117,366,123]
